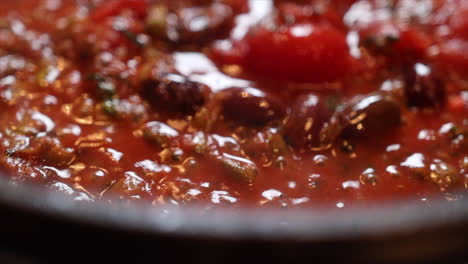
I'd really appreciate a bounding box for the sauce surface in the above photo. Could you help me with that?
[0,0,466,209]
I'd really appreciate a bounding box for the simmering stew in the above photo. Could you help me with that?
[0,0,466,209]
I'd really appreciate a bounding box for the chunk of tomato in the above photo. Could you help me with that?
[243,24,350,83]
[438,39,468,77]
[449,7,468,39]
[210,40,248,66]
[448,94,467,113]
[394,28,431,59]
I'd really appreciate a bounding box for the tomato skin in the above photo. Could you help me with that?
[243,24,350,83]
[438,39,468,77]
[394,28,431,59]
[90,0,148,22]
[449,7,468,39]
[210,40,248,66]
[448,94,467,113]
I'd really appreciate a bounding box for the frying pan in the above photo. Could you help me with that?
[1,175,468,263]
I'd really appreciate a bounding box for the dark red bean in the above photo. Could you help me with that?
[146,2,235,44]
[336,93,401,139]
[141,73,208,115]
[283,94,338,151]
[219,87,286,126]
[358,21,430,61]
[403,63,446,108]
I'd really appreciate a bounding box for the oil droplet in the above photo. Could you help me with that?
[444,192,462,201]
[401,153,427,179]
[275,156,286,170]
[386,165,400,178]
[460,157,468,172]
[360,168,377,186]
[262,189,283,201]
[342,180,360,189]
[313,154,328,166]
[430,160,457,191]
[308,174,322,189]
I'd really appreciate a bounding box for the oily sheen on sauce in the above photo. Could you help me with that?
[0,0,466,209]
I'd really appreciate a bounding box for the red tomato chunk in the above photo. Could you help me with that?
[244,24,351,83]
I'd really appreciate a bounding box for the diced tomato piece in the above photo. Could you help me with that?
[449,7,468,39]
[448,94,467,112]
[243,24,350,83]
[210,40,248,66]
[438,39,468,77]
[90,0,148,22]
[394,28,431,59]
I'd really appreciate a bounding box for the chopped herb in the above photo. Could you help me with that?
[87,73,116,98]
[118,29,146,47]
[102,98,120,117]
[36,66,51,87]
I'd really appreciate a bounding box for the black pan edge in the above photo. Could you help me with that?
[1,175,468,242]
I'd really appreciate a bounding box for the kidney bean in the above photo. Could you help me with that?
[141,73,208,115]
[283,94,338,151]
[146,2,234,44]
[403,63,446,108]
[219,87,286,126]
[336,93,401,139]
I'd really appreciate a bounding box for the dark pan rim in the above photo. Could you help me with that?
[1,175,467,242]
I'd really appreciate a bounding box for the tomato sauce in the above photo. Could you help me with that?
[0,0,466,209]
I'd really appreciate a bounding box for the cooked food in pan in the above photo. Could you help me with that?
[0,0,466,208]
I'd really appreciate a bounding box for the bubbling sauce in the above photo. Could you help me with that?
[0,0,466,209]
